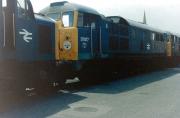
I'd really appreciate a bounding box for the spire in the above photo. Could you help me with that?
[143,11,147,24]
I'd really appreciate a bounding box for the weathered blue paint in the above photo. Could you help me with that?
[78,27,92,60]
[78,17,102,60]
[35,15,55,61]
[15,15,37,61]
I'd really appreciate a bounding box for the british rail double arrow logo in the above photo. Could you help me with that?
[19,29,33,43]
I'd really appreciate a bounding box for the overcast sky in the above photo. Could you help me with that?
[31,0,180,34]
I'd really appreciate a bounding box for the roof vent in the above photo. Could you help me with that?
[50,1,68,7]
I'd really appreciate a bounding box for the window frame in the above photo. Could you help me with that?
[77,12,99,28]
[17,0,34,20]
[62,11,74,27]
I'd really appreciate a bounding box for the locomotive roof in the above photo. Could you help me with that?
[40,1,100,15]
[126,19,164,33]
[35,14,55,24]
[164,31,180,37]
[107,16,164,33]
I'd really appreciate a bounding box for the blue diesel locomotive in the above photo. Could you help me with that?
[0,0,64,91]
[40,1,180,82]
[0,0,180,92]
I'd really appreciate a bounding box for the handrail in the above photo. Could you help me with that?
[91,26,93,56]
[13,13,16,47]
[3,11,5,47]
[99,27,102,55]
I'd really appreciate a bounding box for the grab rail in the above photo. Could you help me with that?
[3,11,5,47]
[13,13,16,47]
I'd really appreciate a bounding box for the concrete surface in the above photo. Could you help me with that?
[1,68,180,118]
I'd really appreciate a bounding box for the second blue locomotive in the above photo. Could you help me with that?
[40,1,180,81]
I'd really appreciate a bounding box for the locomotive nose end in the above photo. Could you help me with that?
[55,21,78,61]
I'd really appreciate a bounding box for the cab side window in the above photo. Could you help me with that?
[2,0,7,7]
[78,13,83,27]
[17,0,34,19]
[78,12,98,28]
[17,0,25,17]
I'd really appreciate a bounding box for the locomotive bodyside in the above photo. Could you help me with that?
[41,1,180,82]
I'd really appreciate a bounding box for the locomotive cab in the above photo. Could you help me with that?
[0,0,58,90]
[40,1,110,82]
[1,0,56,62]
[53,2,107,62]
[60,11,99,60]
[0,0,37,61]
[56,11,78,61]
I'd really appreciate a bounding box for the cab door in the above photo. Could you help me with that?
[91,22,100,58]
[15,0,37,61]
[78,12,100,59]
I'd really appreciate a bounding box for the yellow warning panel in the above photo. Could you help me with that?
[56,26,78,61]
[166,39,172,57]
